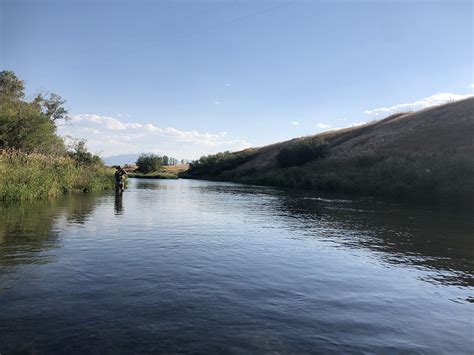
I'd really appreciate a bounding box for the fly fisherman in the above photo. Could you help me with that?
[114,165,127,192]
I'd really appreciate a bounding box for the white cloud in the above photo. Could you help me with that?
[364,92,473,116]
[315,123,331,129]
[70,114,129,130]
[470,84,474,88]
[315,121,365,132]
[290,121,299,126]
[347,121,366,128]
[59,114,251,159]
[214,101,221,105]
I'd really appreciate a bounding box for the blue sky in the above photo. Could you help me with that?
[2,0,473,159]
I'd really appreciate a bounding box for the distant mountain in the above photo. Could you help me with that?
[103,154,140,166]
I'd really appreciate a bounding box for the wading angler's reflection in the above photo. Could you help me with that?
[114,191,124,215]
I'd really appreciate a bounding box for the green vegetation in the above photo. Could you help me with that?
[128,163,189,179]
[134,153,181,174]
[276,139,328,168]
[0,150,113,202]
[236,151,474,201]
[132,153,186,178]
[67,139,104,166]
[162,155,179,166]
[135,153,163,174]
[0,71,69,155]
[182,98,474,203]
[0,71,113,201]
[128,172,178,179]
[185,149,257,177]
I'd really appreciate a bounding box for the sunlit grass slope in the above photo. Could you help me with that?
[182,98,474,202]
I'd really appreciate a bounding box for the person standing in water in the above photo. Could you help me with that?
[114,165,127,192]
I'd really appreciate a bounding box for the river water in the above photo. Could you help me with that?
[0,179,472,353]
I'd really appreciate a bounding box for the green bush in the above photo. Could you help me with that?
[276,139,328,168]
[136,153,163,174]
[186,149,257,177]
[67,139,103,166]
[185,148,474,203]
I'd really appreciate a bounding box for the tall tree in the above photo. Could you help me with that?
[0,71,66,154]
[36,93,70,122]
[0,71,25,101]
[136,154,162,174]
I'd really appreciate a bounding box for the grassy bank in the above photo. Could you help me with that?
[0,151,113,202]
[181,98,474,203]
[128,172,178,179]
[128,164,189,180]
[183,150,474,201]
[232,151,474,202]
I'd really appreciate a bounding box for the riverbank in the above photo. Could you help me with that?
[128,172,178,179]
[181,98,474,203]
[128,164,189,179]
[0,151,113,202]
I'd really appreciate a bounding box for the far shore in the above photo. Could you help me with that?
[126,164,189,180]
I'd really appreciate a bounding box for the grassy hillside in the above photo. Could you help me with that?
[181,98,474,202]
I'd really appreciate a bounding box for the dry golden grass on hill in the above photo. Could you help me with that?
[232,97,474,173]
[183,98,474,202]
[163,164,189,174]
[127,164,190,179]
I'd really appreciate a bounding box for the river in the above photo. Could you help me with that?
[0,179,472,353]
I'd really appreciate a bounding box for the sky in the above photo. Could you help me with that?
[2,0,473,159]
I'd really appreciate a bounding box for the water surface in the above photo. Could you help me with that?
[1,179,473,353]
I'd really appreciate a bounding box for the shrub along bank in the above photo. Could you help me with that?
[0,71,113,202]
[182,98,474,203]
[0,150,113,202]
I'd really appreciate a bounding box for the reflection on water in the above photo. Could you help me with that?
[201,182,474,287]
[114,191,124,215]
[276,194,474,287]
[0,195,98,269]
[0,179,472,353]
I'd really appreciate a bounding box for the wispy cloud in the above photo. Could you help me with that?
[364,92,473,116]
[470,84,474,88]
[290,121,299,126]
[214,101,221,105]
[347,121,366,128]
[315,123,331,130]
[59,114,251,159]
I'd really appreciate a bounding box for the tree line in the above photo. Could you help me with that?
[0,71,114,201]
[134,153,185,174]
[0,70,101,165]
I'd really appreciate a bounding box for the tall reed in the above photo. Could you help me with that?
[0,150,113,201]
